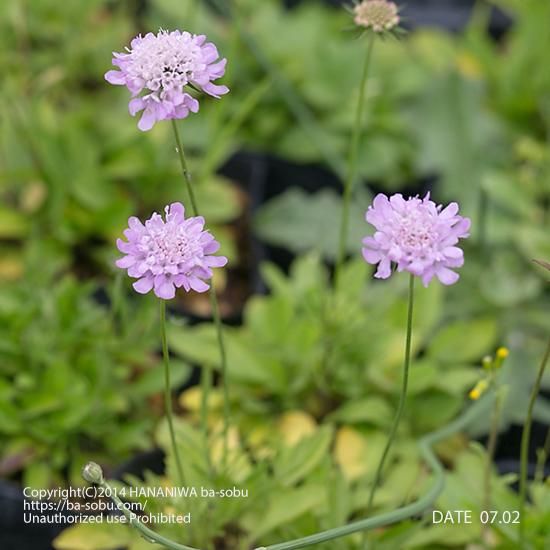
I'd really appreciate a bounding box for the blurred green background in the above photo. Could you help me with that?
[1,1,550,548]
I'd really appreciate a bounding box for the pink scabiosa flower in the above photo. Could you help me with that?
[362,193,470,286]
[105,30,229,131]
[116,203,227,300]
[353,0,400,33]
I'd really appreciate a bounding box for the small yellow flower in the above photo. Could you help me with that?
[496,347,509,360]
[469,379,489,401]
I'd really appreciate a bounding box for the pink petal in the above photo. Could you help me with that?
[129,97,145,116]
[362,247,381,264]
[116,255,136,269]
[439,202,459,219]
[202,83,229,98]
[154,277,176,300]
[436,266,460,286]
[138,108,156,132]
[116,238,132,253]
[189,277,209,293]
[133,276,154,294]
[374,258,392,279]
[105,70,126,85]
[205,255,228,268]
[167,202,185,223]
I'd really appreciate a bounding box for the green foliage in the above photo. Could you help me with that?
[169,254,488,437]
[0,276,190,486]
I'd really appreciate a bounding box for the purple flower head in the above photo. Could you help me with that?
[362,193,470,287]
[116,203,228,300]
[105,30,229,131]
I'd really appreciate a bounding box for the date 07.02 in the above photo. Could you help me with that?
[432,510,520,524]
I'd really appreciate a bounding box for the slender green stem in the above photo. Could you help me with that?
[255,391,493,550]
[366,274,415,513]
[534,425,550,484]
[478,187,489,251]
[210,287,230,469]
[200,359,214,475]
[171,120,199,216]
[171,119,230,470]
[335,34,375,284]
[160,300,185,486]
[101,478,198,550]
[519,334,550,545]
[483,382,502,513]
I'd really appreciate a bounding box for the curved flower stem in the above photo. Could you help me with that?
[366,273,415,513]
[519,334,550,545]
[96,392,493,550]
[100,477,199,550]
[483,381,503,514]
[171,119,230,470]
[254,392,493,550]
[335,33,375,284]
[160,300,186,486]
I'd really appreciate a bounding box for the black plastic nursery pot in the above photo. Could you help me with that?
[253,151,437,273]
[493,420,550,480]
[284,0,513,39]
[0,452,166,550]
[168,151,270,324]
[0,480,70,550]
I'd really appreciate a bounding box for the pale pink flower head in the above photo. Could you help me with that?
[353,0,400,33]
[116,203,227,300]
[105,30,229,131]
[362,193,470,287]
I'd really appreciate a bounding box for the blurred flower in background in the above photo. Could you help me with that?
[353,0,400,32]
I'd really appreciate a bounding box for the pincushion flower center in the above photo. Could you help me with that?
[128,34,203,92]
[140,227,202,267]
[395,212,435,252]
[354,0,399,31]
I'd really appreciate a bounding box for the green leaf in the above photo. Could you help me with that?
[168,323,286,388]
[409,391,463,433]
[275,426,333,486]
[253,187,372,260]
[328,397,393,427]
[0,206,29,238]
[428,318,498,363]
[23,461,52,490]
[243,484,325,540]
[53,522,132,550]
[435,366,479,395]
[130,360,191,398]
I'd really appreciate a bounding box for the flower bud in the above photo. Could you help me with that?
[469,379,489,401]
[496,347,509,360]
[82,462,104,484]
[493,346,509,369]
[353,0,400,33]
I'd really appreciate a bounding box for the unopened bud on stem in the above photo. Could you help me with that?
[82,462,104,484]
